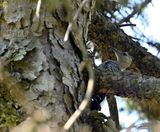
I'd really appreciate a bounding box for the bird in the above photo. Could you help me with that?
[97,48,132,73]
[91,48,133,130]
[91,48,133,110]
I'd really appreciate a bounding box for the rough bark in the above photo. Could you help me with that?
[0,0,94,131]
[95,70,160,99]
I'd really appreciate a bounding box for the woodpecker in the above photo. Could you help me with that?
[91,48,132,110]
[98,48,132,72]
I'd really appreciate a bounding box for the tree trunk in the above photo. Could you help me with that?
[0,0,94,131]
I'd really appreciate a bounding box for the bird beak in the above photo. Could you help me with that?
[112,47,121,55]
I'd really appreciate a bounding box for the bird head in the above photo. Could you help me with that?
[112,48,132,71]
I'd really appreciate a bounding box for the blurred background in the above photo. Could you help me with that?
[98,0,160,132]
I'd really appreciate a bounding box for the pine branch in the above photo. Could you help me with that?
[95,69,160,99]
[89,12,160,78]
[106,95,120,130]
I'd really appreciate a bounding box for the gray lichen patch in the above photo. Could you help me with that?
[12,49,48,81]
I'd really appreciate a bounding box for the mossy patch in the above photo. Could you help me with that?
[0,96,21,128]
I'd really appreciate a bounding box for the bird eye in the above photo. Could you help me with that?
[123,52,127,56]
